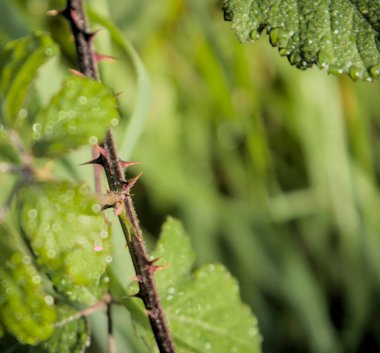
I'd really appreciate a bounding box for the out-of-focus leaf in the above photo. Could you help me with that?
[0,32,58,125]
[32,76,119,157]
[223,0,380,81]
[0,308,89,353]
[18,181,112,305]
[125,217,262,353]
[88,9,152,159]
[0,126,20,163]
[0,223,57,345]
[37,309,89,353]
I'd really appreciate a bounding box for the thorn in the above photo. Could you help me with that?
[94,52,118,63]
[96,145,108,159]
[101,204,114,211]
[147,264,170,273]
[47,9,63,16]
[84,29,101,43]
[114,91,123,98]
[80,155,104,166]
[119,160,142,169]
[123,172,143,194]
[129,290,142,299]
[69,68,85,77]
[148,257,161,266]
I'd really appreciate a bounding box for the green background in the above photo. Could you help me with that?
[1,0,380,352]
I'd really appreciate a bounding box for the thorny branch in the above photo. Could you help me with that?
[61,1,177,352]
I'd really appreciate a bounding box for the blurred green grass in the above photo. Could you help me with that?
[2,0,380,352]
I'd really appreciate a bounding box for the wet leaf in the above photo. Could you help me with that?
[0,223,57,345]
[0,308,89,353]
[125,217,262,353]
[36,308,89,353]
[223,0,380,81]
[18,181,112,305]
[0,32,58,125]
[0,126,20,163]
[32,76,119,157]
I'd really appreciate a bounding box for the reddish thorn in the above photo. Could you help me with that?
[69,68,85,77]
[80,155,104,166]
[148,264,169,273]
[123,172,143,194]
[119,160,142,169]
[94,52,118,63]
[96,145,108,159]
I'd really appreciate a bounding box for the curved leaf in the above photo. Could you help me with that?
[0,32,58,125]
[125,218,262,353]
[32,76,119,157]
[0,223,57,345]
[18,182,112,305]
[223,0,380,81]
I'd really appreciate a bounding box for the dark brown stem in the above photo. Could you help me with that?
[63,1,176,352]
[107,299,115,353]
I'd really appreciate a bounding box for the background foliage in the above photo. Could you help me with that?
[1,0,380,352]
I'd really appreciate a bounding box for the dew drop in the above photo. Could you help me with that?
[44,295,54,305]
[89,136,98,145]
[79,96,88,105]
[58,110,67,120]
[100,230,108,238]
[28,209,38,219]
[32,275,41,284]
[23,256,31,265]
[167,287,176,294]
[92,203,101,213]
[18,108,28,119]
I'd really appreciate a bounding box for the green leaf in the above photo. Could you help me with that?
[0,309,89,353]
[36,310,89,353]
[0,32,58,125]
[126,218,262,353]
[0,126,20,163]
[18,181,112,305]
[223,0,380,81]
[32,76,119,157]
[0,223,57,345]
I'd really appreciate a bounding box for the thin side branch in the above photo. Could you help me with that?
[62,1,177,352]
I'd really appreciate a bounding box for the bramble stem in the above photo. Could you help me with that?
[63,1,176,352]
